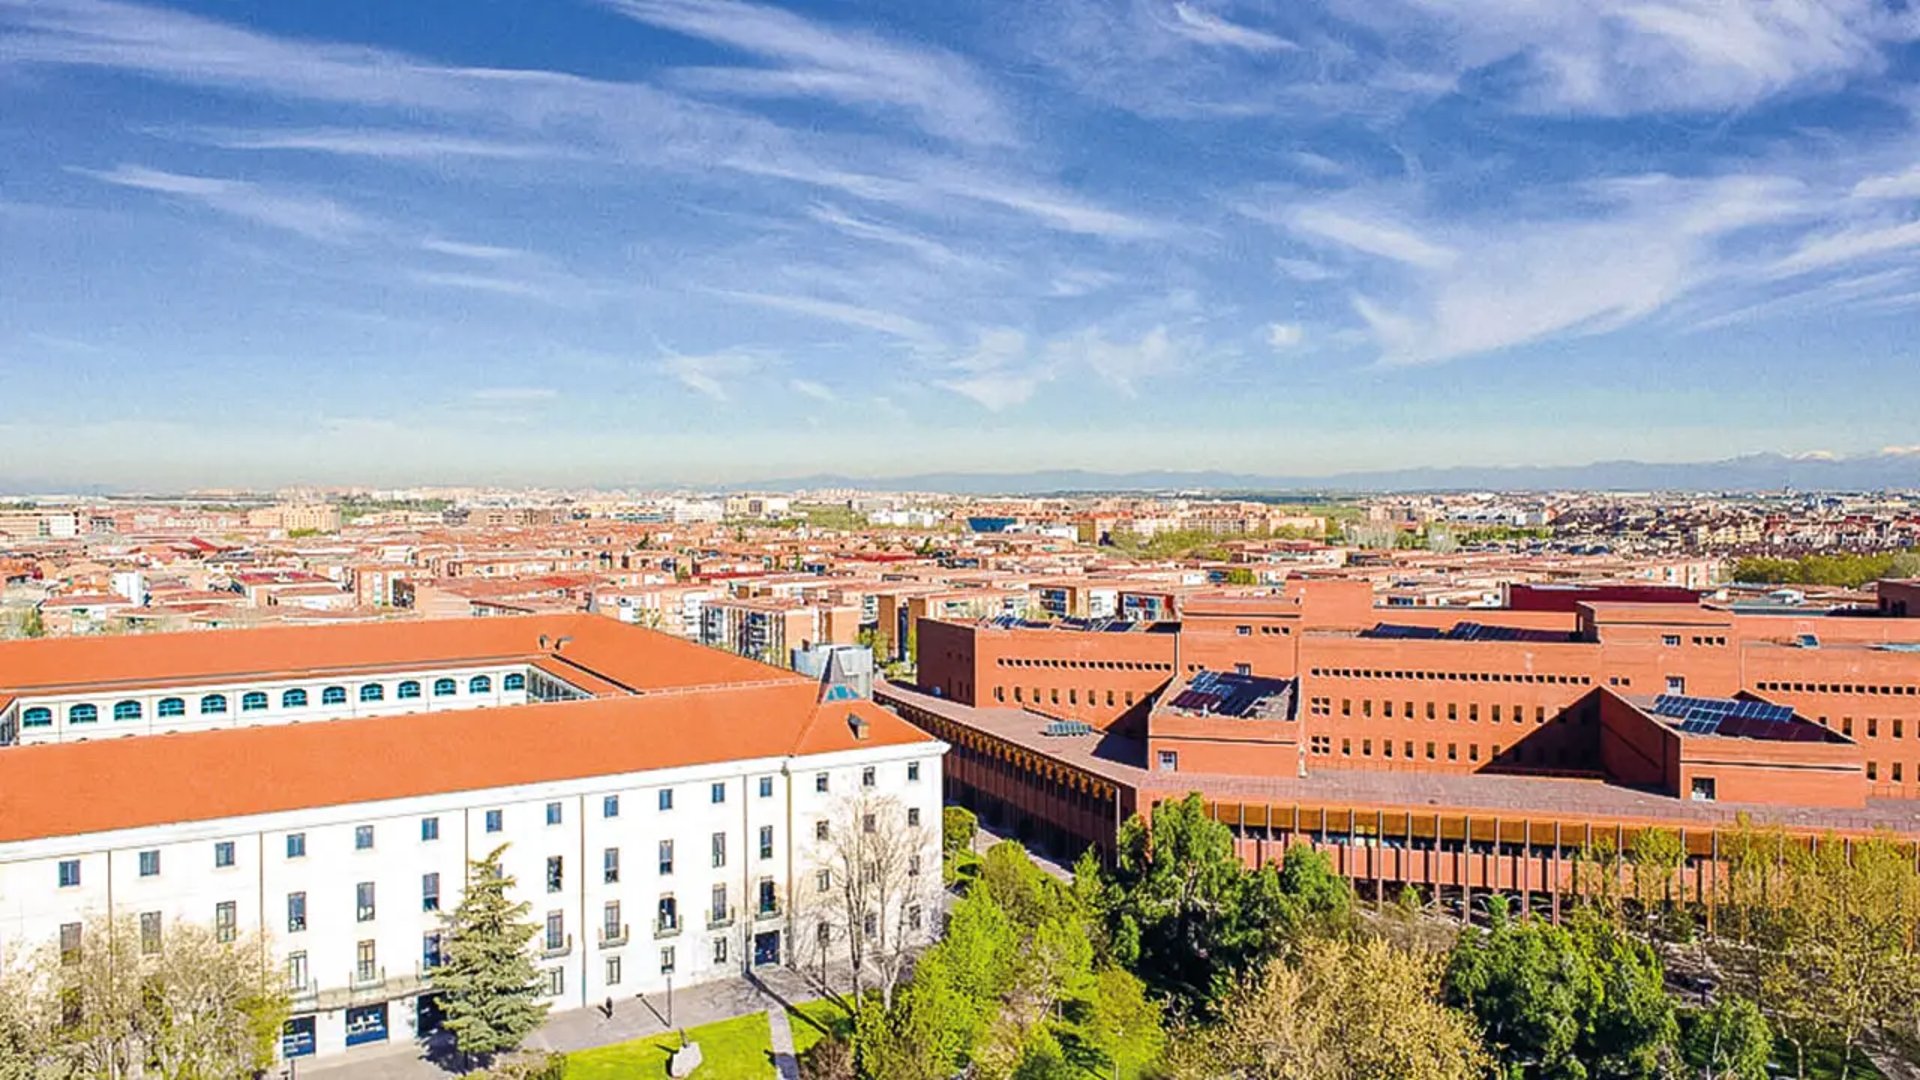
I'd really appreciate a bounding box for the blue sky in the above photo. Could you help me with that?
[3,0,1920,487]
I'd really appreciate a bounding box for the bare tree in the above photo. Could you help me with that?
[17,913,287,1080]
[802,791,943,1008]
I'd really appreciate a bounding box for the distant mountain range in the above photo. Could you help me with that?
[729,450,1920,496]
[6,450,1918,499]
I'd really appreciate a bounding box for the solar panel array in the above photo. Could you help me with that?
[1165,670,1296,719]
[1649,695,1817,741]
[1363,622,1574,643]
[1040,719,1093,737]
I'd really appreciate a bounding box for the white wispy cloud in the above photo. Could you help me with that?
[805,203,968,267]
[470,387,559,402]
[716,290,936,343]
[1165,3,1294,52]
[660,350,766,401]
[1287,205,1457,270]
[187,128,577,161]
[788,378,837,402]
[1852,165,1920,200]
[1265,322,1304,349]
[1046,326,1178,396]
[406,270,569,304]
[70,163,371,241]
[421,237,527,261]
[600,0,1015,146]
[1273,256,1340,282]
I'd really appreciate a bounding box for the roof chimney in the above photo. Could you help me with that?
[848,713,870,741]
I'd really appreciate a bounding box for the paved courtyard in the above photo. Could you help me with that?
[294,965,836,1079]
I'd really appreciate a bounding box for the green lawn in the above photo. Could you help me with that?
[564,1012,774,1080]
[788,997,857,1057]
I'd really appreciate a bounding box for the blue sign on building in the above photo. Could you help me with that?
[345,1004,389,1048]
[281,1016,317,1058]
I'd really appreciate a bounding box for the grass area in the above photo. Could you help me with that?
[788,997,858,1057]
[1781,1037,1886,1080]
[564,1011,774,1080]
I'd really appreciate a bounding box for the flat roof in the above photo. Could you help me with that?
[877,683,1920,835]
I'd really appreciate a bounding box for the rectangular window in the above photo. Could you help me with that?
[214,841,235,868]
[815,820,829,841]
[908,808,921,828]
[139,850,160,877]
[356,940,377,983]
[545,911,565,952]
[354,825,374,851]
[604,794,620,818]
[606,955,623,986]
[758,776,773,798]
[59,923,81,966]
[545,968,564,997]
[758,877,776,915]
[421,817,440,842]
[659,840,674,875]
[1157,750,1178,772]
[357,882,376,922]
[712,832,726,869]
[713,936,728,964]
[658,789,674,811]
[816,869,831,893]
[215,901,236,943]
[711,781,726,804]
[604,900,622,939]
[605,847,620,884]
[660,947,676,974]
[711,884,728,924]
[546,801,563,826]
[422,932,443,970]
[546,856,564,893]
[288,892,307,932]
[658,895,679,932]
[861,766,876,789]
[759,825,774,860]
[485,809,503,833]
[815,773,829,794]
[286,833,306,859]
[422,873,441,912]
[140,911,162,955]
[57,860,79,888]
[907,761,921,782]
[287,951,308,992]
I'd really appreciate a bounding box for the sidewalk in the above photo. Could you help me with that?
[299,965,842,1079]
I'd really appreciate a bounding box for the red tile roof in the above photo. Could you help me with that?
[0,614,777,694]
[0,687,934,843]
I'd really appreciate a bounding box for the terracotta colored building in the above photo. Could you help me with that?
[890,577,1920,913]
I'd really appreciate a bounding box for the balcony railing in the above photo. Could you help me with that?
[540,933,573,959]
[754,901,781,921]
[288,978,319,1005]
[308,963,430,1012]
[350,965,386,991]
[599,923,630,948]
[655,916,682,939]
[708,906,736,930]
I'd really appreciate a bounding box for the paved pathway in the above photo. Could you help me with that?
[766,1005,800,1080]
[297,966,841,1080]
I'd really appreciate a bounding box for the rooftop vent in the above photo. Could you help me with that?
[848,713,870,741]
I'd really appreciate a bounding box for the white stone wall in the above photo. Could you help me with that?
[0,743,944,1063]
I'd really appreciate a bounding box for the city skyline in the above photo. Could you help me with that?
[5,0,1920,486]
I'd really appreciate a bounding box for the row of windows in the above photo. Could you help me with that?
[1308,667,1594,687]
[1307,735,1578,767]
[993,657,1172,672]
[1756,680,1919,698]
[21,674,525,728]
[995,685,1137,709]
[1307,697,1562,726]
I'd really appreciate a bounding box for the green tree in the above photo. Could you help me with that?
[1682,996,1771,1080]
[1070,967,1165,1080]
[1098,795,1313,1015]
[1445,899,1675,1080]
[944,806,979,860]
[436,845,549,1065]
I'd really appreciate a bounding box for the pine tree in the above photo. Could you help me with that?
[435,845,548,1065]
